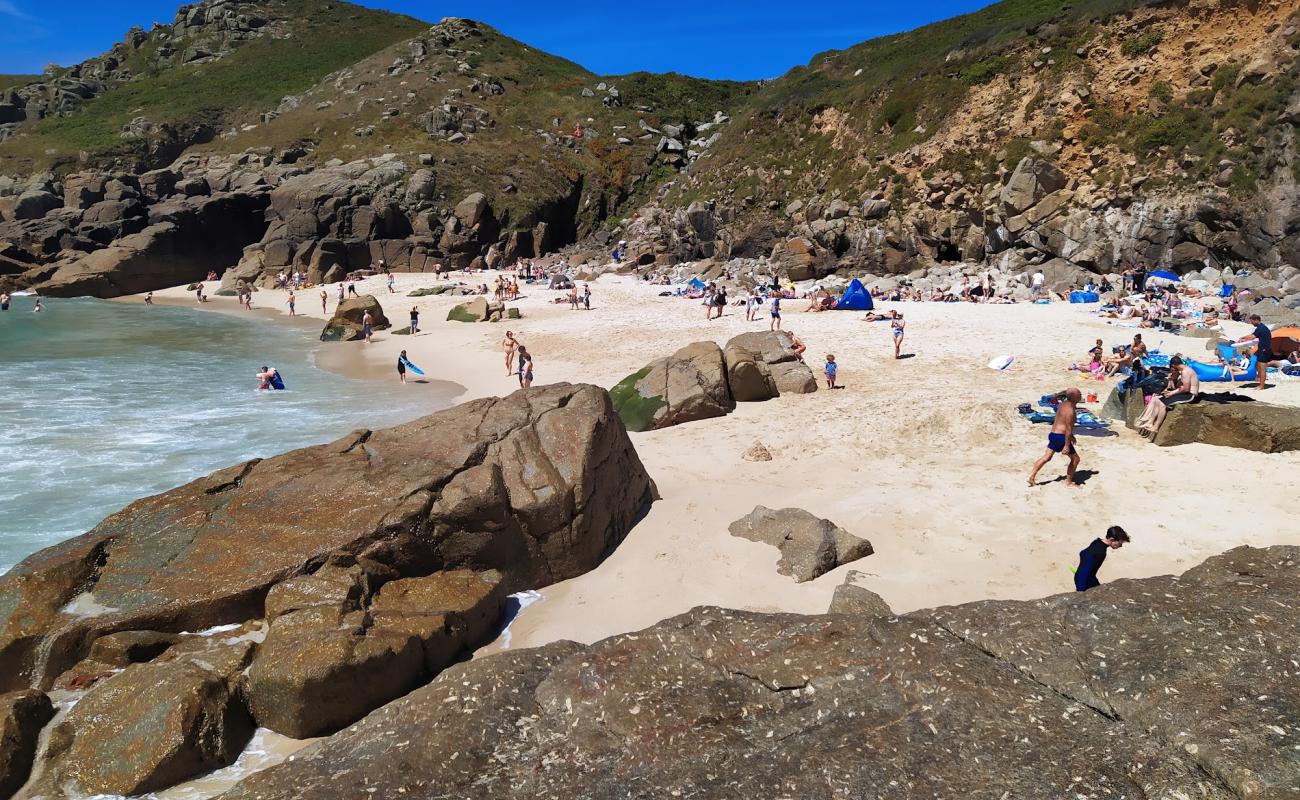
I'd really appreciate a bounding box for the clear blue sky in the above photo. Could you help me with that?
[0,0,995,80]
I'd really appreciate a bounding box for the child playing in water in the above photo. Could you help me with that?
[824,354,838,389]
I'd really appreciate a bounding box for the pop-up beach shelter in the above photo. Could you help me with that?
[837,278,874,311]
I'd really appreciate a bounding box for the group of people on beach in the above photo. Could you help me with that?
[501,330,534,388]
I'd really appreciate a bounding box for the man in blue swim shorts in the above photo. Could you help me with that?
[1028,387,1081,488]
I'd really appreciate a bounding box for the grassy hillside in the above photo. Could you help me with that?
[0,0,427,173]
[208,18,752,230]
[680,0,1299,208]
[0,75,39,94]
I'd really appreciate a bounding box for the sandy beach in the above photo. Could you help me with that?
[139,271,1300,651]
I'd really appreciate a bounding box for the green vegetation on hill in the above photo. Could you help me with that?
[0,75,39,94]
[0,0,427,172]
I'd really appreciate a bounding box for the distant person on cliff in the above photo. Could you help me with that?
[286,291,297,317]
[1074,526,1129,591]
[409,306,420,335]
[503,331,519,375]
[1028,388,1081,488]
[362,310,374,344]
[517,345,534,388]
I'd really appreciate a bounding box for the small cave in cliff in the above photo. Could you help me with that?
[935,242,961,263]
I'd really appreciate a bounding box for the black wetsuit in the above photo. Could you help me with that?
[1075,538,1109,592]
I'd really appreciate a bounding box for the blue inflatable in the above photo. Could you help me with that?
[836,278,874,311]
[1185,352,1256,383]
[1069,291,1100,303]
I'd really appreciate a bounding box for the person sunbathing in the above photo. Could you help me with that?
[1103,345,1134,376]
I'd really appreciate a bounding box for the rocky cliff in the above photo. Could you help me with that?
[219,544,1300,799]
[0,384,653,798]
[637,0,1300,292]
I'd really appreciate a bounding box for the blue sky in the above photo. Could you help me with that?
[0,0,995,80]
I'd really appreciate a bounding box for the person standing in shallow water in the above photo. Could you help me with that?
[1075,526,1129,591]
[1,292,9,310]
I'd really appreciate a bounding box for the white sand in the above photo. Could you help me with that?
[141,271,1300,652]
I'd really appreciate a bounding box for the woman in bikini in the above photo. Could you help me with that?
[502,331,518,376]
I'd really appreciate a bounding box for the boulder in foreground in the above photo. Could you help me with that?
[0,383,652,794]
[220,546,1300,800]
[728,505,872,582]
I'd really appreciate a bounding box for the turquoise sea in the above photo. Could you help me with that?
[0,296,451,574]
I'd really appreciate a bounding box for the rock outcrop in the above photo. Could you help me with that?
[0,690,54,798]
[722,331,818,402]
[219,546,1300,800]
[0,383,653,786]
[728,506,872,582]
[1154,394,1300,452]
[609,341,734,432]
[827,570,892,616]
[446,296,515,322]
[320,294,389,341]
[33,638,256,797]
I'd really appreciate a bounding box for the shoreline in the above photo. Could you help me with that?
[124,271,1300,655]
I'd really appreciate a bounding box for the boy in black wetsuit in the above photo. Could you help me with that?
[1075,526,1130,591]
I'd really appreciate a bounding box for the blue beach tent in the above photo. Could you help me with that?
[1150,270,1180,281]
[837,278,874,311]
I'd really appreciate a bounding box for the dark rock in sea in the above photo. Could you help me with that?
[218,546,1300,800]
[609,341,734,432]
[320,294,389,341]
[729,505,872,582]
[722,331,817,402]
[0,689,54,798]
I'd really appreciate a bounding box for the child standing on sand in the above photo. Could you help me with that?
[824,354,838,389]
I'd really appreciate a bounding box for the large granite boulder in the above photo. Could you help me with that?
[728,506,872,582]
[320,294,389,341]
[722,331,817,402]
[246,568,507,738]
[220,546,1298,800]
[0,690,54,798]
[1154,393,1300,452]
[609,341,734,432]
[34,641,255,797]
[0,384,652,695]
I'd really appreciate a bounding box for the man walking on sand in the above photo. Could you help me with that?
[1028,388,1082,488]
[287,291,297,317]
[1075,526,1129,591]
[770,294,782,331]
[362,310,374,344]
[1031,269,1045,300]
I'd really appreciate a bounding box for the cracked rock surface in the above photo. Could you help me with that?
[221,545,1297,799]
